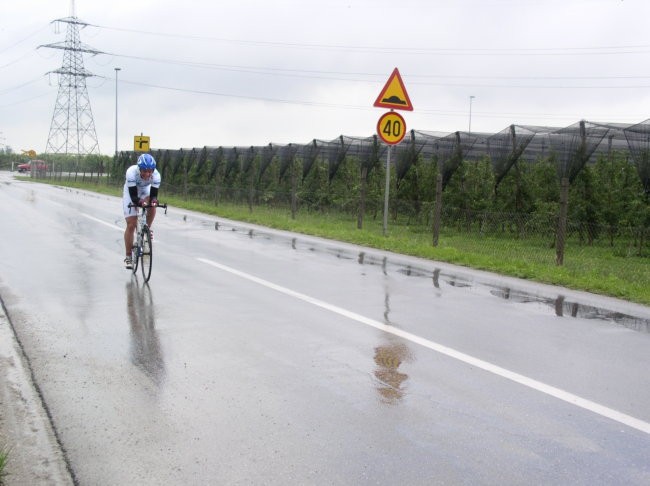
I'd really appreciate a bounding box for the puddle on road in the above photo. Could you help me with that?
[489,287,650,333]
[210,219,650,334]
[373,341,413,404]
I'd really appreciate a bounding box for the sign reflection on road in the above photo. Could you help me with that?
[374,340,413,404]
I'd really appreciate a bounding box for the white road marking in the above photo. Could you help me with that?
[198,256,650,435]
[81,213,122,231]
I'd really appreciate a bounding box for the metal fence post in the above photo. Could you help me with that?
[556,176,569,265]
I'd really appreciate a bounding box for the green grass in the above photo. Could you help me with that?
[0,446,9,485]
[31,178,650,306]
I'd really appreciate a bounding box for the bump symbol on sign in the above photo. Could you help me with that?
[373,68,413,111]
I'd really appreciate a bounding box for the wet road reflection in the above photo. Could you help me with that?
[374,289,413,404]
[490,286,650,333]
[373,340,412,404]
[126,279,165,387]
[217,218,650,332]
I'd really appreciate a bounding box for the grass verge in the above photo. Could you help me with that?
[31,178,650,306]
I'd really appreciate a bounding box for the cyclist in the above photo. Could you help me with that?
[123,153,161,269]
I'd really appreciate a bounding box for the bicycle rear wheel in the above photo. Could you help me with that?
[140,226,153,282]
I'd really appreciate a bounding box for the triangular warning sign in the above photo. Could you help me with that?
[373,68,413,111]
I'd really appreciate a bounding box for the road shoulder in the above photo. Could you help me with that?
[0,302,73,485]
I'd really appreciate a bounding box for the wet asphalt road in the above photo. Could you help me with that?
[1,172,650,485]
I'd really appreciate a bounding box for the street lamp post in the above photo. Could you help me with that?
[114,67,121,156]
[468,95,475,133]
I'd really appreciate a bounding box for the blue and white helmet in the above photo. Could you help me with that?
[137,153,156,170]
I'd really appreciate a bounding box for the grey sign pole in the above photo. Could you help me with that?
[383,144,391,236]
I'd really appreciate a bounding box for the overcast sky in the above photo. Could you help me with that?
[2,0,650,155]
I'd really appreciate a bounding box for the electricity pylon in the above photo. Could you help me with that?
[41,10,102,155]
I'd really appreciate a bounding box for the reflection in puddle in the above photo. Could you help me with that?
[432,268,441,288]
[490,287,650,333]
[384,292,391,324]
[126,280,166,387]
[373,341,412,404]
[397,266,429,278]
[207,218,650,333]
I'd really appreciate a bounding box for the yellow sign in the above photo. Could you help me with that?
[377,111,406,145]
[134,135,150,152]
[373,68,413,111]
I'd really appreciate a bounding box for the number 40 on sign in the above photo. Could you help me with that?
[377,111,406,145]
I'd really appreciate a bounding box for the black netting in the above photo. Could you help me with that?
[259,144,278,181]
[394,130,429,184]
[223,147,238,180]
[412,130,442,162]
[623,119,650,196]
[196,146,208,174]
[487,125,540,190]
[121,119,650,196]
[158,149,173,179]
[169,149,183,180]
[278,143,299,181]
[315,136,352,183]
[343,135,387,175]
[241,146,256,174]
[549,120,610,183]
[299,140,320,180]
[420,131,479,190]
[207,147,223,181]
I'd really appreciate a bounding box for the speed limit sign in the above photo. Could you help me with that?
[377,111,406,145]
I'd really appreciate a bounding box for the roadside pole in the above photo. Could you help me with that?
[373,68,413,237]
[383,145,392,236]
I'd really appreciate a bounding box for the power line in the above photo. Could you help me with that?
[89,23,650,56]
[103,51,650,84]
[0,24,50,55]
[103,76,648,121]
[0,91,51,108]
[0,77,44,95]
[100,68,650,91]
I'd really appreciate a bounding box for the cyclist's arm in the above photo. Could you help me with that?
[150,172,161,204]
[128,185,139,205]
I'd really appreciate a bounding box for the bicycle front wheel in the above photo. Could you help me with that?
[140,226,153,282]
[131,240,139,274]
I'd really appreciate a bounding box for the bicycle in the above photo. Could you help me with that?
[128,202,167,282]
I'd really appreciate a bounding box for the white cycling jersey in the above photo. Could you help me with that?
[122,165,162,217]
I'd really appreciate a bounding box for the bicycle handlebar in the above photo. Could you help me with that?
[128,202,168,214]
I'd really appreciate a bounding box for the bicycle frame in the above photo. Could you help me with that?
[128,202,167,282]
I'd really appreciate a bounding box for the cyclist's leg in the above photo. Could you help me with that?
[123,191,139,258]
[146,206,156,241]
[124,215,137,258]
